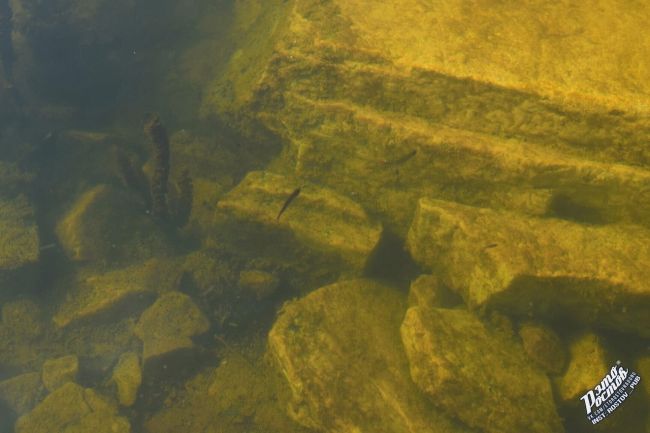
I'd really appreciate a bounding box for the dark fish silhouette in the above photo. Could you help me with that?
[277,187,301,221]
[382,149,417,165]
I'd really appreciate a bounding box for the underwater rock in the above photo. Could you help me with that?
[555,332,610,404]
[203,0,650,236]
[407,198,650,338]
[0,162,33,198]
[54,258,180,328]
[401,306,563,433]
[55,184,171,264]
[238,269,279,300]
[134,291,210,365]
[111,352,141,407]
[268,278,475,433]
[407,274,460,309]
[518,322,566,375]
[144,347,307,433]
[1,299,42,340]
[218,171,382,275]
[0,194,38,271]
[41,355,79,393]
[0,372,43,416]
[15,382,130,433]
[555,332,643,433]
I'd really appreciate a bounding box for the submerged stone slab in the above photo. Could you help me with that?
[203,0,650,236]
[407,198,650,337]
[15,382,130,433]
[218,171,382,273]
[144,348,305,433]
[55,184,171,264]
[518,322,566,376]
[268,278,475,433]
[42,355,79,392]
[555,332,609,405]
[134,291,210,363]
[54,258,180,328]
[112,352,142,407]
[0,372,44,416]
[401,306,563,433]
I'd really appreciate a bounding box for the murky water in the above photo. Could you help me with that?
[0,1,648,433]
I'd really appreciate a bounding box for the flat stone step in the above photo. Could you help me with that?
[406,198,650,337]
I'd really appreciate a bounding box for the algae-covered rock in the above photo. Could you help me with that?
[0,162,33,197]
[268,278,474,433]
[518,322,566,375]
[401,306,563,433]
[556,333,645,433]
[54,257,181,328]
[1,299,42,340]
[134,291,210,363]
[407,198,650,337]
[55,184,170,264]
[0,194,38,271]
[144,347,309,433]
[111,352,141,407]
[218,171,382,274]
[42,355,79,392]
[203,0,650,236]
[0,372,44,416]
[407,274,460,309]
[238,269,279,300]
[556,332,610,404]
[15,382,130,433]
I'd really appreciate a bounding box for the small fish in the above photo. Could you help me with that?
[39,243,57,251]
[277,187,301,221]
[483,243,498,250]
[382,149,417,166]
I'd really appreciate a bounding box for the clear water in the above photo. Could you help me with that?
[0,1,648,433]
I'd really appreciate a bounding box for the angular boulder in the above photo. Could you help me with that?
[111,352,142,407]
[217,171,382,275]
[407,198,650,337]
[203,0,650,235]
[401,306,563,433]
[134,291,210,364]
[54,258,180,328]
[15,382,130,433]
[268,278,475,433]
[41,355,79,392]
[55,184,170,264]
[0,372,44,416]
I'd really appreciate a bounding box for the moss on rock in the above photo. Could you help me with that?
[111,352,141,407]
[15,382,130,433]
[268,278,474,433]
[134,291,210,363]
[55,185,171,265]
[217,171,382,275]
[401,306,563,433]
[41,355,79,392]
[54,258,181,328]
[407,198,650,337]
